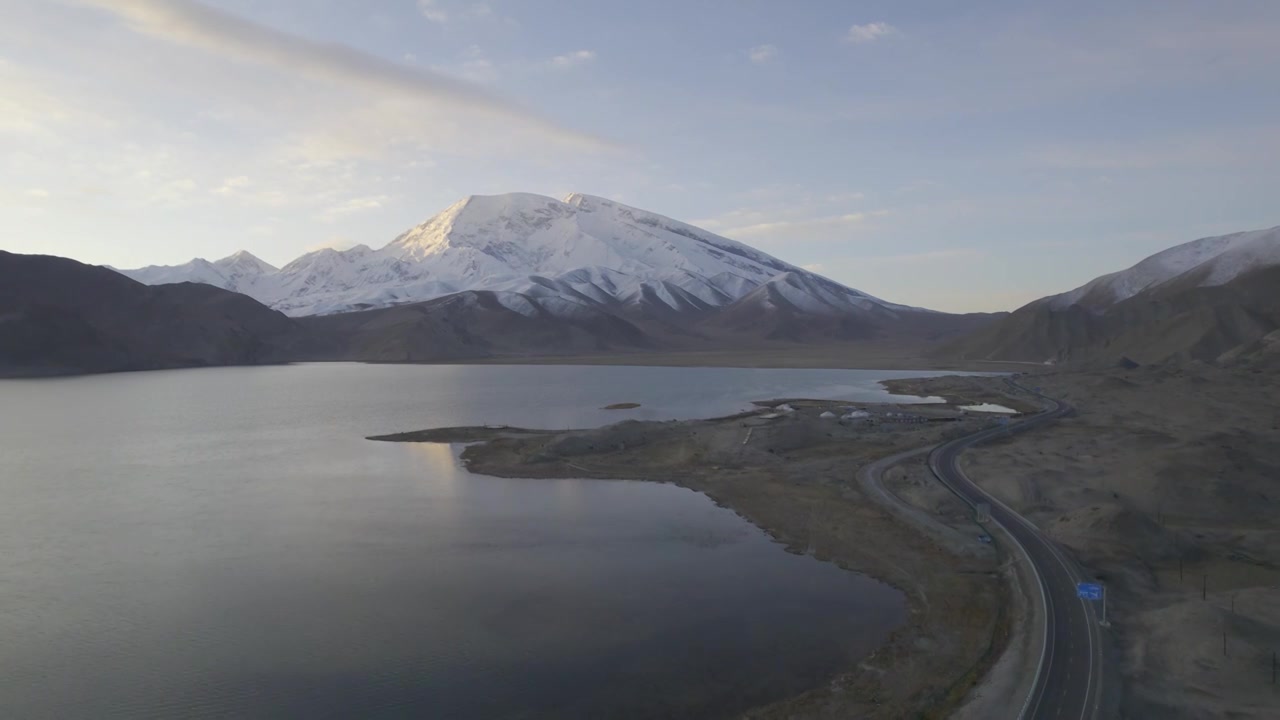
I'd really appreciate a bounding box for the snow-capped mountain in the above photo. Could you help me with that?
[1048,225,1280,311]
[943,224,1280,365]
[117,192,914,320]
[126,250,278,296]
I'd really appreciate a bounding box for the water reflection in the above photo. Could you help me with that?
[0,364,913,719]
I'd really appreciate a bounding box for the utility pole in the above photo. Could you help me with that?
[1176,531,1183,583]
[1101,584,1108,627]
[1272,650,1276,685]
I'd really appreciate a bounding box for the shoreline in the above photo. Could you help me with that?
[0,353,1036,380]
[370,346,1038,373]
[370,376,1035,718]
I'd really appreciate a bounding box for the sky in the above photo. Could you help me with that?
[2,0,1279,312]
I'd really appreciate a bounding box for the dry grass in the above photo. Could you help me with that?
[924,365,1280,718]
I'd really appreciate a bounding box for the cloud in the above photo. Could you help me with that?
[213,175,251,195]
[720,211,886,240]
[1025,126,1280,171]
[0,58,118,138]
[845,22,896,44]
[26,188,51,199]
[549,50,597,69]
[856,248,981,266]
[208,175,292,206]
[73,0,608,152]
[145,177,198,205]
[449,44,498,83]
[319,195,390,222]
[417,0,448,23]
[694,188,877,244]
[416,1,496,24]
[749,44,779,65]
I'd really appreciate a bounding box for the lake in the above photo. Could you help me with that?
[0,363,957,719]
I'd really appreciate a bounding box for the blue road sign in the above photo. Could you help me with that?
[1077,582,1103,601]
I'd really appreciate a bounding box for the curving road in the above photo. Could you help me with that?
[927,382,1103,720]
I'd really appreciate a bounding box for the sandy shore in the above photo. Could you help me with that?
[370,381,1038,718]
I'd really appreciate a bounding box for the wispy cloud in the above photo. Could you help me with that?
[207,175,292,207]
[845,22,896,44]
[416,1,494,24]
[719,211,887,240]
[213,175,251,195]
[695,188,878,245]
[856,248,981,266]
[416,0,448,23]
[73,0,609,153]
[1025,126,1280,171]
[319,195,390,222]
[0,58,117,138]
[549,49,597,69]
[749,44,779,65]
[145,177,198,206]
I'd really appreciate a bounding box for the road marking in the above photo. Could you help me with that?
[930,444,1050,720]
[1019,384,1099,720]
[931,382,1099,720]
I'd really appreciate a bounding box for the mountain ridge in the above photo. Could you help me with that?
[940,225,1280,365]
[1048,226,1280,312]
[4,247,1000,378]
[0,251,304,376]
[118,192,922,321]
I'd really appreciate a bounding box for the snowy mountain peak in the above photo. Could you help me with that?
[117,191,904,319]
[386,192,577,262]
[1048,225,1280,311]
[214,250,277,276]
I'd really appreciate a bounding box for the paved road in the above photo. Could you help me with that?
[927,382,1103,720]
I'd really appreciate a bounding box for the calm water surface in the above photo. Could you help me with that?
[0,364,957,719]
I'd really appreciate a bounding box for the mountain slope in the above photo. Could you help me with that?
[0,251,302,376]
[942,226,1280,365]
[1048,226,1280,311]
[117,192,915,321]
[298,289,654,363]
